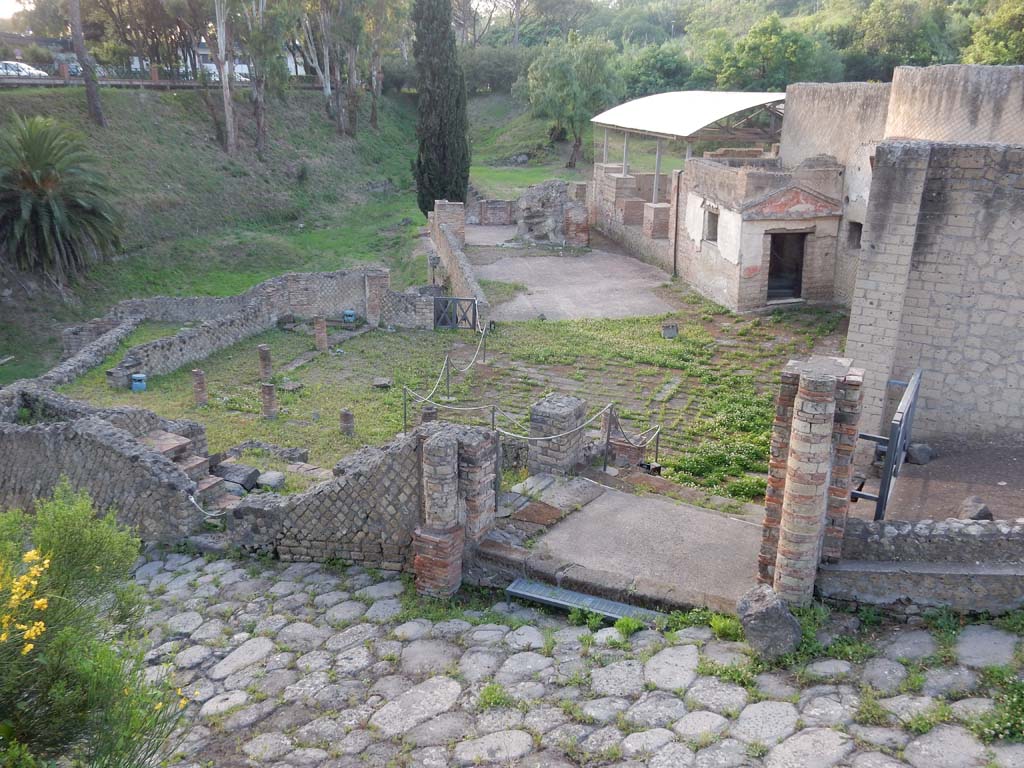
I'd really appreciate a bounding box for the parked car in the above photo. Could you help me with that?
[0,61,49,77]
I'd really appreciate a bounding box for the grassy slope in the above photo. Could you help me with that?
[468,94,590,199]
[0,88,423,384]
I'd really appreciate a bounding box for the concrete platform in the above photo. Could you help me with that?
[864,446,1024,522]
[530,485,761,614]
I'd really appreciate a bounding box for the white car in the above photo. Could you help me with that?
[0,61,49,77]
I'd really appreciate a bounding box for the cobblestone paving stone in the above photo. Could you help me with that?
[137,552,1022,768]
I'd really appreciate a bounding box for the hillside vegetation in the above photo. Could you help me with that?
[0,89,424,384]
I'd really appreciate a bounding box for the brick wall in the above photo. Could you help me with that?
[429,202,490,329]
[94,267,431,388]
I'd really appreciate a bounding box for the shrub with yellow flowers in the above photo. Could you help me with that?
[0,480,184,767]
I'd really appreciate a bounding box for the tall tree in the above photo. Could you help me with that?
[525,32,621,167]
[963,0,1024,63]
[412,0,470,215]
[209,0,238,154]
[366,0,407,128]
[241,0,296,156]
[69,0,106,126]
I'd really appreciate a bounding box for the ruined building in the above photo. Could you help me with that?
[589,65,1024,447]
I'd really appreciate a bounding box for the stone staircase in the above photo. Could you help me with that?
[139,429,240,514]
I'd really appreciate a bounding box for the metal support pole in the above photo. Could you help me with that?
[602,407,613,472]
[602,127,608,163]
[653,139,663,202]
[622,133,630,177]
[445,357,451,400]
[654,431,660,463]
[491,406,496,430]
[403,389,408,435]
[482,331,487,364]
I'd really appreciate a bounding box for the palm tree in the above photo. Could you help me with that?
[0,115,121,286]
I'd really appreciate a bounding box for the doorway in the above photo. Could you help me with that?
[768,233,806,301]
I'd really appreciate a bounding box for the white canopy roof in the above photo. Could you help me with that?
[591,90,786,141]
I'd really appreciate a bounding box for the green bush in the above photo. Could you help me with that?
[462,45,527,94]
[0,480,183,765]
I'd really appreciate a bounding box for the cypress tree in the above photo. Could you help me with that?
[412,0,471,216]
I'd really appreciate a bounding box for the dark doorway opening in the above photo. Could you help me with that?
[768,233,806,301]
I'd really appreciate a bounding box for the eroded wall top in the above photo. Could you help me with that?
[779,82,891,168]
[885,65,1024,145]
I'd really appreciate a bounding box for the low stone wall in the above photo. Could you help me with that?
[819,515,1024,617]
[429,202,490,329]
[840,516,1024,564]
[478,199,517,226]
[226,422,500,593]
[0,419,197,541]
[817,560,1024,617]
[77,266,435,388]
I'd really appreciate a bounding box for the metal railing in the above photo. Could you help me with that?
[852,369,922,521]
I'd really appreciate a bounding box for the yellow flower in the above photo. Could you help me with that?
[21,643,33,655]
[33,598,47,611]
[154,702,163,711]
[22,550,40,564]
[23,621,45,640]
[179,698,187,710]
[0,632,8,642]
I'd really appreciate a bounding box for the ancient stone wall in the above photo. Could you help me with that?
[840,517,1024,564]
[528,394,588,475]
[0,414,198,541]
[478,199,517,226]
[85,267,432,388]
[884,65,1024,145]
[227,422,500,596]
[846,141,1024,443]
[516,180,589,247]
[429,202,490,329]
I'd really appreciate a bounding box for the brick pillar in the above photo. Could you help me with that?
[758,368,800,584]
[773,370,837,605]
[421,405,438,423]
[459,430,498,543]
[257,344,273,382]
[413,431,463,597]
[192,369,208,407]
[432,200,466,246]
[339,409,354,436]
[528,394,587,476]
[822,370,865,561]
[364,270,390,328]
[260,383,278,419]
[149,64,160,82]
[314,317,328,352]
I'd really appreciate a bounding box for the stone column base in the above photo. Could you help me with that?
[413,526,465,598]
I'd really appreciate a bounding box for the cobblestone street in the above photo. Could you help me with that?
[141,551,1024,768]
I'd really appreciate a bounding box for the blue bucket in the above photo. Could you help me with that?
[342,309,357,324]
[131,373,147,393]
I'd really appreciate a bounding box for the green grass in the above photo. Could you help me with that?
[0,89,421,385]
[479,279,528,306]
[470,165,588,199]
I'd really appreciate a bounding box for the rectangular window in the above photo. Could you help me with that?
[704,210,719,243]
[848,221,863,250]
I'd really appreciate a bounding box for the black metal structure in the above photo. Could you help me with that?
[434,297,478,330]
[851,369,923,521]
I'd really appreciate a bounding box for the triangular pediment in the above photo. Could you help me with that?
[741,184,842,220]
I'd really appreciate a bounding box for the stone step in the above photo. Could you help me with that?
[140,429,193,460]
[195,475,225,505]
[175,454,210,482]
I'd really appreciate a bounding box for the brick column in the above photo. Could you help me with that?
[313,317,328,352]
[528,394,587,476]
[364,270,390,328]
[433,200,466,246]
[758,368,800,584]
[773,370,837,605]
[421,405,438,423]
[822,370,865,561]
[257,344,273,382]
[413,431,463,597]
[459,430,499,544]
[192,369,208,407]
[260,383,278,419]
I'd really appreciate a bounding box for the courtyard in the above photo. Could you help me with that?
[56,284,846,503]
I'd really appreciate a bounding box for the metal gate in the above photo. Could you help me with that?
[851,369,922,521]
[434,297,478,330]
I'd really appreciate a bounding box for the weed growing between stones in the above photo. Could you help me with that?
[854,687,891,726]
[614,616,645,639]
[476,682,518,710]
